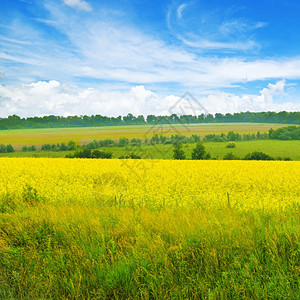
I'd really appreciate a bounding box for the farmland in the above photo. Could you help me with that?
[0,123,289,149]
[0,123,299,298]
[0,158,299,298]
[1,123,299,161]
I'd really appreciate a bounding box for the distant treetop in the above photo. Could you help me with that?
[0,111,299,130]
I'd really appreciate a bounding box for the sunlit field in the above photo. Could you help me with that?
[0,123,288,148]
[0,158,299,298]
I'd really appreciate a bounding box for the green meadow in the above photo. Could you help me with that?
[1,140,300,160]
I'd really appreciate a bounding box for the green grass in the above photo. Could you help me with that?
[0,197,299,298]
[2,139,299,160]
[0,123,290,149]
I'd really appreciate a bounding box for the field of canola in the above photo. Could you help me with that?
[0,158,299,210]
[0,158,299,299]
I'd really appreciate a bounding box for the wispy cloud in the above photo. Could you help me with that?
[168,2,265,51]
[62,0,92,11]
[2,6,300,91]
[177,3,187,19]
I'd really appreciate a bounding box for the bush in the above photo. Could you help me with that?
[118,138,129,147]
[6,144,15,153]
[244,151,274,161]
[41,144,51,151]
[68,141,76,150]
[223,152,239,160]
[0,144,6,153]
[119,153,141,159]
[66,149,113,159]
[59,143,69,151]
[92,150,113,159]
[203,134,226,142]
[226,142,236,148]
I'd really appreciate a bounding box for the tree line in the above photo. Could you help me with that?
[173,142,292,161]
[0,111,299,129]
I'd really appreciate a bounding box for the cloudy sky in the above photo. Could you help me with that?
[0,0,300,117]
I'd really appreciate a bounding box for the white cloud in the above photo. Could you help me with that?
[2,2,300,92]
[0,80,299,118]
[177,4,187,19]
[168,2,265,51]
[62,0,92,11]
[198,80,297,114]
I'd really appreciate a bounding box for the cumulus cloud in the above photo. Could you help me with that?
[62,0,92,11]
[0,80,299,118]
[197,80,300,113]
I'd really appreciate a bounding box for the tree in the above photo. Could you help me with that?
[68,141,76,150]
[6,144,15,153]
[118,138,129,147]
[0,144,7,153]
[191,142,206,160]
[59,143,68,151]
[173,143,186,160]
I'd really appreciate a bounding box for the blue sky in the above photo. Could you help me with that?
[0,0,300,117]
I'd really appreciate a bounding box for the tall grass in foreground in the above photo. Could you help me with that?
[0,201,299,299]
[0,158,299,298]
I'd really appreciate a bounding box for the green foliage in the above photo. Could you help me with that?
[59,143,68,151]
[66,148,113,159]
[223,152,239,160]
[269,125,300,140]
[204,131,269,142]
[41,141,77,151]
[119,153,141,159]
[244,151,274,161]
[6,144,14,152]
[173,143,186,160]
[67,140,76,150]
[226,142,236,148]
[203,134,226,142]
[130,138,142,146]
[22,184,43,206]
[191,142,207,160]
[0,144,6,153]
[0,144,15,153]
[92,150,113,159]
[0,111,299,130]
[118,138,129,147]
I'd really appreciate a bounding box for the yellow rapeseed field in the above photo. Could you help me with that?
[0,158,299,211]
